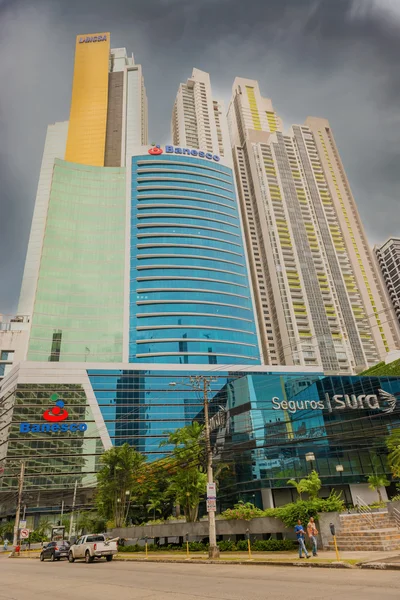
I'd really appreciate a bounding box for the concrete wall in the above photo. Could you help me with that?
[349,483,388,506]
[317,512,341,550]
[110,516,293,542]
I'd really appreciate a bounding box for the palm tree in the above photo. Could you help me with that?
[368,474,390,503]
[287,478,305,499]
[387,429,400,478]
[96,443,145,528]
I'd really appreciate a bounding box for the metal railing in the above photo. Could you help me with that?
[391,506,400,530]
[355,496,375,529]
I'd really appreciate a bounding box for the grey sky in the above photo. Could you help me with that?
[0,0,399,315]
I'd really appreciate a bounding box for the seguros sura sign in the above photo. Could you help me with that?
[271,388,397,415]
[19,395,88,434]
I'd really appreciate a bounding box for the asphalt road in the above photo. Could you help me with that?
[1,558,399,599]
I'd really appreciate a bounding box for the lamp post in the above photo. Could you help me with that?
[336,464,344,487]
[170,376,220,559]
[305,452,316,473]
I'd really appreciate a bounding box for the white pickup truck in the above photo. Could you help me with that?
[68,534,118,563]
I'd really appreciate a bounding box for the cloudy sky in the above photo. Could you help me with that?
[0,0,399,315]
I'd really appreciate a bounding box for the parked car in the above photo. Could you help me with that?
[40,540,70,562]
[68,534,118,563]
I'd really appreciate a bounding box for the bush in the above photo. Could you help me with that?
[236,539,248,551]
[252,539,296,551]
[188,541,207,552]
[270,492,344,527]
[217,540,236,552]
[221,502,266,521]
[390,495,400,502]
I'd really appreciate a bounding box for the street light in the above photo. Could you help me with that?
[305,452,316,473]
[169,377,220,559]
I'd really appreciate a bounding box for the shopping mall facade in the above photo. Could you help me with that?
[1,361,399,512]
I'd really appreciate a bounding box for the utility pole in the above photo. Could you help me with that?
[68,481,78,540]
[13,461,25,546]
[191,375,220,559]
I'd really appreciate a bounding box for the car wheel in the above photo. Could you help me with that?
[106,555,113,562]
[57,557,61,561]
[85,550,93,564]
[40,553,44,562]
[68,552,75,563]
[50,553,55,562]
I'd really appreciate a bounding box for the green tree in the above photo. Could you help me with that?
[368,474,390,503]
[0,520,14,542]
[387,429,400,478]
[287,478,306,499]
[96,443,145,528]
[161,422,207,522]
[287,471,321,500]
[301,470,322,499]
[146,498,163,520]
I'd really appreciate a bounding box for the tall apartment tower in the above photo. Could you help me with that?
[374,238,400,327]
[228,78,400,372]
[17,34,148,362]
[172,68,230,160]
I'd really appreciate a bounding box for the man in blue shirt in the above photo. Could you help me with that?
[294,519,310,559]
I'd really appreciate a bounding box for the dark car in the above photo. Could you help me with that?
[40,540,70,562]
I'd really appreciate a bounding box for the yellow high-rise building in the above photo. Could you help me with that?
[65,33,110,166]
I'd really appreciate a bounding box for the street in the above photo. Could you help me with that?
[0,558,399,599]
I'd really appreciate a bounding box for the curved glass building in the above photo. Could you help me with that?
[130,149,261,364]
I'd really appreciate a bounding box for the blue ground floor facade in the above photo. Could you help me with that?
[1,363,399,510]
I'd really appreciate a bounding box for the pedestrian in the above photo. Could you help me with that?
[3,539,8,552]
[307,516,318,556]
[294,519,310,559]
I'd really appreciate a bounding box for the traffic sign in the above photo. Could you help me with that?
[19,520,27,529]
[206,498,216,512]
[207,483,216,498]
[20,528,29,539]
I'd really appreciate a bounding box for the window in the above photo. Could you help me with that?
[1,351,13,361]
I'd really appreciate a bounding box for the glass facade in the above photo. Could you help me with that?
[129,154,260,364]
[0,383,103,491]
[1,368,399,504]
[28,159,126,362]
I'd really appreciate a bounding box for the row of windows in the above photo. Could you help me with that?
[135,327,257,344]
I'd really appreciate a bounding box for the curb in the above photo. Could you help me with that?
[359,562,400,571]
[114,557,353,569]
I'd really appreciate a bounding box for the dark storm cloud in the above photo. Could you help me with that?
[0,0,399,314]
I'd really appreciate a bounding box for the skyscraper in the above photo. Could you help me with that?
[17,35,148,362]
[129,147,260,365]
[172,68,230,160]
[228,78,400,372]
[374,238,400,327]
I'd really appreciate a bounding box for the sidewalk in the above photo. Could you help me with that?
[114,549,400,568]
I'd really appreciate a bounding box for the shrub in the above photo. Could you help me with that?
[217,540,236,552]
[390,495,400,502]
[221,502,265,521]
[236,539,248,551]
[252,539,296,551]
[187,541,207,552]
[271,492,344,527]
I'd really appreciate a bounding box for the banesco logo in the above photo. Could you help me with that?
[43,395,69,422]
[272,389,397,415]
[19,394,88,434]
[148,144,163,155]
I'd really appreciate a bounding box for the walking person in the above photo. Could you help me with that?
[294,519,310,559]
[307,516,318,556]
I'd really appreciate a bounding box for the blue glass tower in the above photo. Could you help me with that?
[129,151,261,364]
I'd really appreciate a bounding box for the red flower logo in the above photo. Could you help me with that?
[148,145,163,155]
[43,396,69,422]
